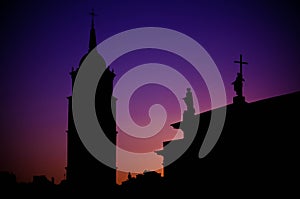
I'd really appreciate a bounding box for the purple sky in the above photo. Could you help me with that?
[0,0,300,184]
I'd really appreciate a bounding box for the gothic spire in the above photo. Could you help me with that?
[88,9,97,52]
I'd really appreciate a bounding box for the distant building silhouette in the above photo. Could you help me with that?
[32,175,54,186]
[119,171,163,193]
[0,171,16,188]
[65,10,117,192]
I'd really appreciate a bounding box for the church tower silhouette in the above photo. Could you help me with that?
[66,10,117,192]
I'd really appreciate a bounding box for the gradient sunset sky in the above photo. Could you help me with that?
[1,0,300,185]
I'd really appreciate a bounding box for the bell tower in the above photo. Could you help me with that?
[66,10,117,193]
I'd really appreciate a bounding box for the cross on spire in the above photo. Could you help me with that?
[234,54,248,76]
[89,9,97,28]
[88,9,97,52]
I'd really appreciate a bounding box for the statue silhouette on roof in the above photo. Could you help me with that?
[183,88,195,115]
[232,54,248,104]
[232,72,245,97]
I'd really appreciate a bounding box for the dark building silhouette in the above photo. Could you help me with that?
[119,171,163,193]
[0,171,16,188]
[66,11,117,192]
[157,88,300,195]
[32,175,53,186]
